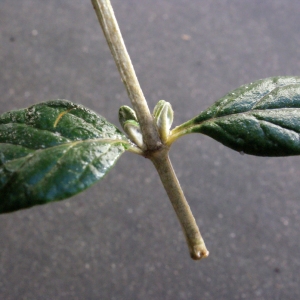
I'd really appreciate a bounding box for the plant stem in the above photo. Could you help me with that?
[91,0,161,151]
[92,0,209,260]
[150,149,209,260]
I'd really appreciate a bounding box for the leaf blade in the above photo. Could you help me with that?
[171,76,300,156]
[0,100,130,213]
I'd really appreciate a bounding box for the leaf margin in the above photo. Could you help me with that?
[168,76,300,156]
[0,99,132,213]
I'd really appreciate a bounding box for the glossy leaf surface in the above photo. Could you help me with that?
[0,100,129,213]
[171,77,300,156]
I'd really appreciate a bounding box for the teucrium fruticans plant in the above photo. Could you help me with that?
[1,0,300,260]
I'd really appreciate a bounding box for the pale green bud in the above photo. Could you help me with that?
[123,120,144,148]
[118,105,138,131]
[153,100,174,143]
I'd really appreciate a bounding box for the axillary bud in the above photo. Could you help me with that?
[119,105,144,148]
[153,100,174,143]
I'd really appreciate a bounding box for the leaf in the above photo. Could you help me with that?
[0,100,130,213]
[170,76,300,156]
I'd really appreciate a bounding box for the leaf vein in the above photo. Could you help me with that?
[1,139,128,191]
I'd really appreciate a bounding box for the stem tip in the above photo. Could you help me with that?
[190,246,209,260]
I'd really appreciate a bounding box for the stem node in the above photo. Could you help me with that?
[92,0,208,260]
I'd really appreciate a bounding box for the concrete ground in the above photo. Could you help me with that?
[1,0,300,299]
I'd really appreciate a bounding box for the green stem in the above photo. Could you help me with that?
[91,0,161,151]
[150,149,209,260]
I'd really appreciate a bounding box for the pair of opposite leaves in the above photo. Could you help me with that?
[1,76,300,213]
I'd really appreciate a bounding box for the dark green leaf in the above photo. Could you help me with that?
[0,100,130,213]
[171,76,300,156]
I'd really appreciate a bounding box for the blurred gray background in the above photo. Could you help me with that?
[1,0,300,299]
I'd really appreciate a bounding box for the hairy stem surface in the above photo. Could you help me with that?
[150,149,209,260]
[92,0,160,150]
[92,0,209,260]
